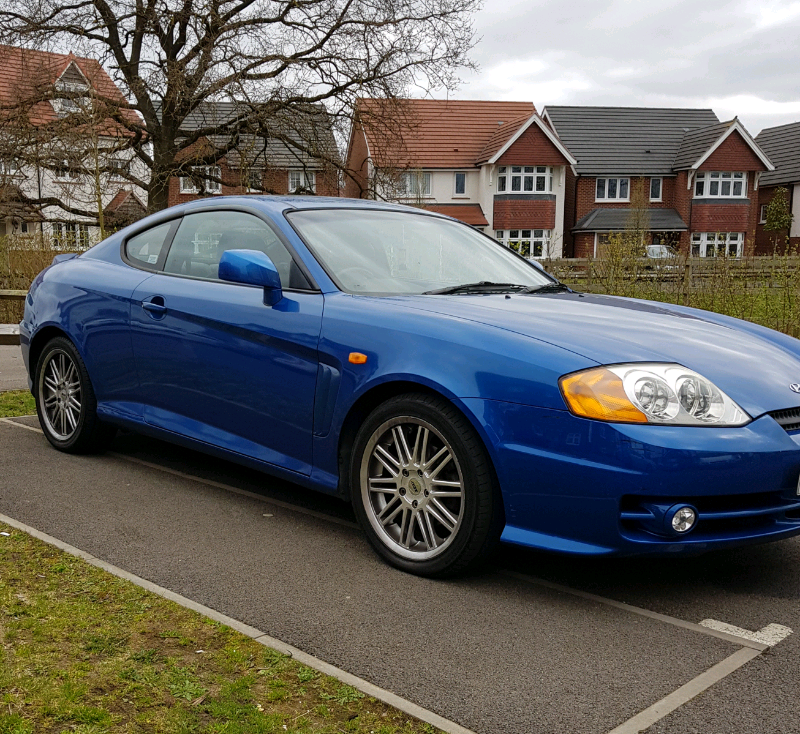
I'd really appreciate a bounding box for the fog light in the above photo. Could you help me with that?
[670,506,697,534]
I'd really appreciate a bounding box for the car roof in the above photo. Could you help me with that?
[168,195,433,217]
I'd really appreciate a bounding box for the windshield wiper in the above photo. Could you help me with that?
[518,283,573,295]
[423,281,530,295]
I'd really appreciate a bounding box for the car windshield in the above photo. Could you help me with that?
[286,209,553,295]
[646,245,678,259]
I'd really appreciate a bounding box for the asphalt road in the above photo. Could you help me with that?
[1,417,798,734]
[0,345,27,392]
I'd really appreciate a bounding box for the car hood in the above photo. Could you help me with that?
[389,292,800,418]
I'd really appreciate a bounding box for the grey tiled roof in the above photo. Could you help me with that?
[672,121,733,169]
[157,101,338,168]
[573,208,688,232]
[544,106,719,175]
[756,121,800,187]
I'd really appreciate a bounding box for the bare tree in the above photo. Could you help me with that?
[0,0,480,215]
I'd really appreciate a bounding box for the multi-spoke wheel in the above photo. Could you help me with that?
[35,337,116,453]
[351,393,502,577]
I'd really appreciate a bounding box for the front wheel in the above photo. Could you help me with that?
[351,393,502,577]
[35,336,116,453]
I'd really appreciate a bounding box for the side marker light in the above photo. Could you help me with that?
[349,352,368,364]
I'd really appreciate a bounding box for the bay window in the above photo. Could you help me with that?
[690,232,743,258]
[495,229,551,258]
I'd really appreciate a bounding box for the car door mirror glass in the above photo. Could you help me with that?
[219,249,283,305]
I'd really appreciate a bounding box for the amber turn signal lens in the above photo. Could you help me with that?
[348,352,368,364]
[560,367,648,423]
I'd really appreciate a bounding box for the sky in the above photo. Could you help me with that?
[454,0,800,135]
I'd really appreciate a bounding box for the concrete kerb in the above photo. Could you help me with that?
[0,511,478,734]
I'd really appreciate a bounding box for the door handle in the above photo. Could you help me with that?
[141,296,166,316]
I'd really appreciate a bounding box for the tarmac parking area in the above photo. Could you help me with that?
[1,415,798,734]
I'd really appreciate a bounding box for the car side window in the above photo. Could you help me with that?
[125,221,175,270]
[162,211,309,289]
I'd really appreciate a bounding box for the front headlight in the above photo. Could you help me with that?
[559,363,751,426]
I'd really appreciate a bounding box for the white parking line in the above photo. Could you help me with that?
[700,619,793,647]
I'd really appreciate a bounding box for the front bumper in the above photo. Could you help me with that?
[463,399,800,555]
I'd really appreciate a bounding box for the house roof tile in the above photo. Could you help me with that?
[421,203,488,226]
[356,99,536,169]
[573,207,688,232]
[755,121,800,187]
[0,44,139,127]
[543,106,720,175]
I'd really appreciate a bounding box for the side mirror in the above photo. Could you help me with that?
[219,249,283,306]
[527,258,546,272]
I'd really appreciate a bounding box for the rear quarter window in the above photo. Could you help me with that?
[125,221,175,270]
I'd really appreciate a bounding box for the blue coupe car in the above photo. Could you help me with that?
[21,196,800,576]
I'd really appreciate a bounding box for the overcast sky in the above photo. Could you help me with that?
[454,0,800,135]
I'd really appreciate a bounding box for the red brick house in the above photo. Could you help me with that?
[167,102,339,208]
[345,99,577,258]
[542,107,774,258]
[754,122,800,254]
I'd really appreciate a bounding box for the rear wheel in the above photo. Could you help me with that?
[35,337,116,453]
[351,393,502,577]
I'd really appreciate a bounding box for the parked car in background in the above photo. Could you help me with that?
[20,197,800,576]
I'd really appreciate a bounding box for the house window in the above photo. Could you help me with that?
[179,166,222,194]
[248,169,263,192]
[454,172,466,196]
[690,232,743,258]
[596,178,629,201]
[0,159,19,177]
[694,172,746,198]
[759,204,767,224]
[650,178,662,202]
[289,169,317,193]
[54,162,80,181]
[497,166,553,193]
[495,229,551,259]
[52,222,91,249]
[401,171,431,198]
[109,159,130,180]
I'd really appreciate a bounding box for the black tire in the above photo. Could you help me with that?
[34,336,116,454]
[351,392,502,577]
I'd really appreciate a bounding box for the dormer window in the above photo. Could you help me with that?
[53,62,90,117]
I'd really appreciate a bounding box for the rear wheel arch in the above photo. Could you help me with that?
[29,326,71,378]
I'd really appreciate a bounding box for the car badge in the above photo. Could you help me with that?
[791,383,800,394]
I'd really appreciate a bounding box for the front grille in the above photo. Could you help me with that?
[770,406,800,433]
[620,491,800,541]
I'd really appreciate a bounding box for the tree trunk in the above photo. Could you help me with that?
[148,169,171,214]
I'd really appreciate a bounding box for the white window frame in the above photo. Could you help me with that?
[0,159,19,177]
[108,159,130,180]
[497,166,553,194]
[289,169,317,193]
[690,232,743,258]
[494,228,551,259]
[694,172,747,199]
[595,177,630,201]
[650,177,662,202]
[179,166,222,194]
[54,162,80,182]
[247,169,263,193]
[52,222,91,249]
[454,171,467,196]
[400,171,431,198]
[759,204,767,224]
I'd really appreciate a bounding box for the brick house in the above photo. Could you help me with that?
[344,99,577,259]
[0,44,147,243]
[542,107,774,258]
[753,122,800,253]
[167,102,339,208]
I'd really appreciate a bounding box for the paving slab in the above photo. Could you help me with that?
[0,344,27,391]
[0,421,745,734]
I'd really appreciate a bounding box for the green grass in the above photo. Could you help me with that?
[0,526,443,734]
[0,390,35,418]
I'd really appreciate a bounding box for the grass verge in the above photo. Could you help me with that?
[0,525,443,734]
[0,390,35,418]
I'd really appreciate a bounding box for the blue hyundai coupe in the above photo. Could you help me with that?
[20,196,800,576]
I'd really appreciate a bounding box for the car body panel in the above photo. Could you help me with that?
[19,196,800,557]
